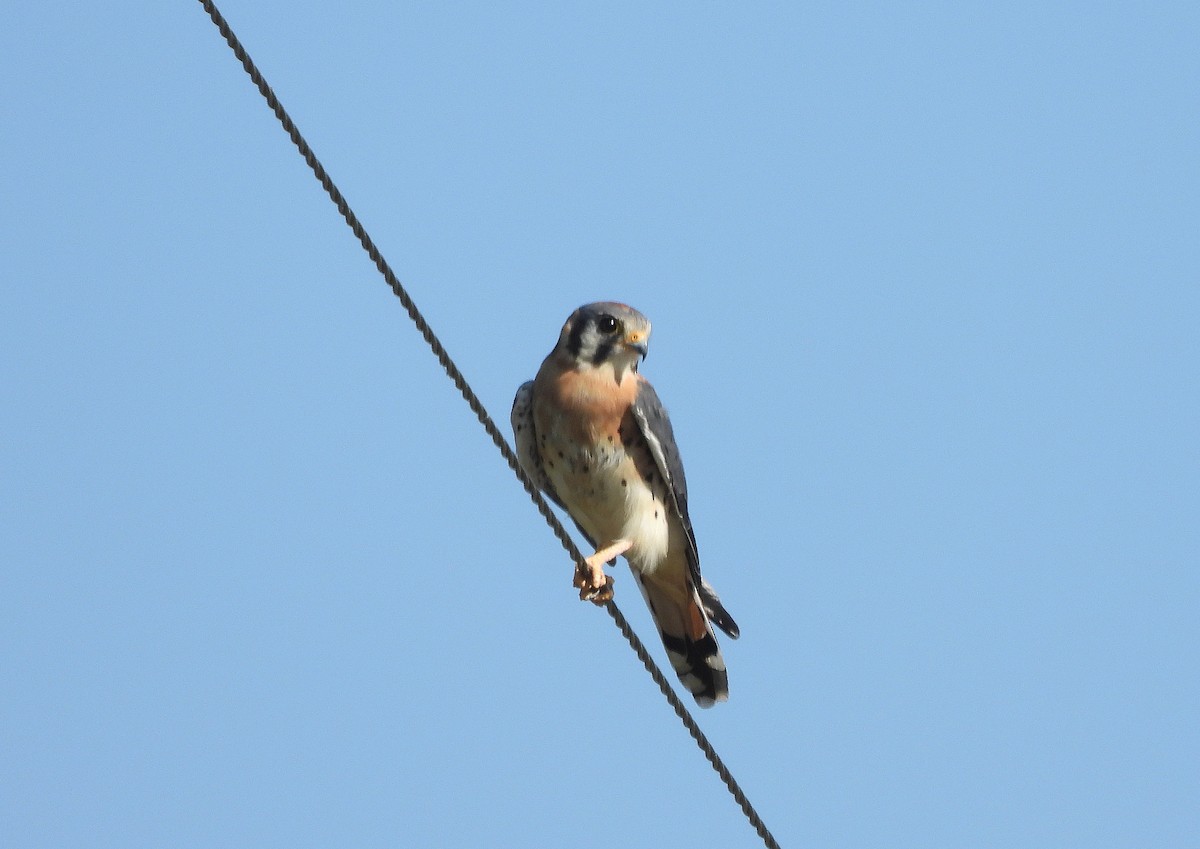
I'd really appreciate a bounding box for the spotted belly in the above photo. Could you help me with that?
[541,437,670,574]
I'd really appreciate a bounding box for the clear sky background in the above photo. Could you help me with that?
[2,3,1197,848]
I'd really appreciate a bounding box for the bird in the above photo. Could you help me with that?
[511,302,739,706]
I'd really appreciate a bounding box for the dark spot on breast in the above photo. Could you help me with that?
[582,464,590,473]
[547,460,555,468]
[558,451,564,459]
[621,478,627,487]
[516,424,523,432]
[654,509,659,519]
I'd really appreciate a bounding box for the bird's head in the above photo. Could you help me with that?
[555,301,651,381]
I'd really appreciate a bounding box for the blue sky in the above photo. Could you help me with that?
[3,2,1198,847]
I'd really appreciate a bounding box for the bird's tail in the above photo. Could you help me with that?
[633,573,731,708]
[697,577,739,640]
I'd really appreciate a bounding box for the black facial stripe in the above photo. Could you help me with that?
[591,338,615,366]
[566,318,587,358]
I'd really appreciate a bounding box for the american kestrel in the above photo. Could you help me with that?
[511,302,739,707]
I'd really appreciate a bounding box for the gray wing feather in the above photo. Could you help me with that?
[629,381,701,575]
[510,381,564,508]
[631,380,739,639]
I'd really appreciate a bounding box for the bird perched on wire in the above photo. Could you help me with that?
[511,302,739,706]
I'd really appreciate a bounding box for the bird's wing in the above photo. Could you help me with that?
[511,380,597,548]
[511,380,566,510]
[628,379,699,570]
[630,378,738,639]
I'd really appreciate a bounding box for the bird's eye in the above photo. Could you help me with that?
[597,315,619,334]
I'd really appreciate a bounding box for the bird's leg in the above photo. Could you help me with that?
[574,538,630,604]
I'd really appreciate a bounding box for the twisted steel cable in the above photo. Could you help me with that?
[196,3,781,846]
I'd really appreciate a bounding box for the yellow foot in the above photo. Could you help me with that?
[572,539,631,605]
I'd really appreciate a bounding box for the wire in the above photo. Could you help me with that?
[196,3,781,847]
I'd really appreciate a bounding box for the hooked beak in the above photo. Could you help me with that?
[625,330,649,360]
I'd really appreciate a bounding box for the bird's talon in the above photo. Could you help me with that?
[573,563,613,604]
[578,577,613,605]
